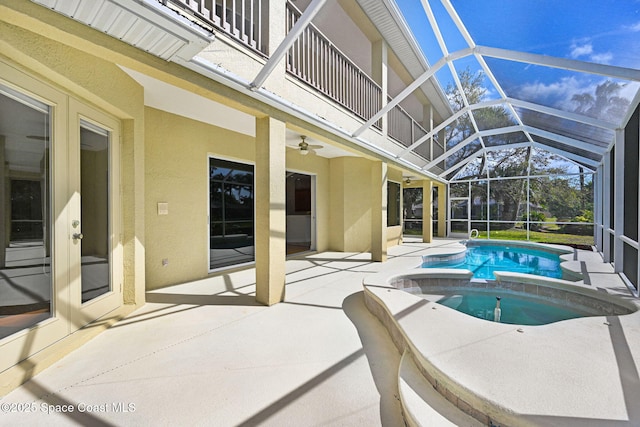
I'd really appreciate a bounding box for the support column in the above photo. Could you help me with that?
[603,151,612,262]
[372,40,388,137]
[371,161,387,262]
[424,105,434,160]
[594,165,602,252]
[614,128,624,273]
[422,180,433,243]
[255,117,286,305]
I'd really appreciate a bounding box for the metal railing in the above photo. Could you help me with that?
[286,2,382,129]
[388,101,430,153]
[163,0,267,55]
[164,0,434,160]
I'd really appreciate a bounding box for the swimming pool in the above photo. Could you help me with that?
[437,292,586,325]
[422,243,562,279]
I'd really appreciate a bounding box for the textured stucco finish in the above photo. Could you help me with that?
[144,107,255,289]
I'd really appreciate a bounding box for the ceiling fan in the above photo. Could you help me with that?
[404,176,416,184]
[298,135,322,156]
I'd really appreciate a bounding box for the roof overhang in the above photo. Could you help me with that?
[31,0,214,61]
[356,0,453,122]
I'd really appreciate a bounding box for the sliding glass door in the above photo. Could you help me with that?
[209,157,255,270]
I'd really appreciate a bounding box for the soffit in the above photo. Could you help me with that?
[30,0,213,61]
[356,0,452,122]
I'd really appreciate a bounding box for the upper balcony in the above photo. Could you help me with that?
[160,0,450,164]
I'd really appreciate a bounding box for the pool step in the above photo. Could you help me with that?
[398,350,483,427]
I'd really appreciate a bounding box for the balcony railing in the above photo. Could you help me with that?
[388,102,445,161]
[286,3,382,129]
[164,0,436,160]
[388,101,425,148]
[162,0,267,55]
[286,3,436,159]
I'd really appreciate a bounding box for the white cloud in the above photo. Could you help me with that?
[627,21,640,32]
[570,43,593,59]
[590,52,614,64]
[569,41,614,64]
[516,76,587,111]
[514,77,639,125]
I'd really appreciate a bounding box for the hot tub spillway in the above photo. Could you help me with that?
[494,296,501,322]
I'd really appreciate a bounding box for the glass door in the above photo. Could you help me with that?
[285,172,314,255]
[0,85,53,340]
[0,66,123,372]
[69,100,122,327]
[0,68,70,373]
[449,197,470,235]
[209,157,255,270]
[403,187,423,235]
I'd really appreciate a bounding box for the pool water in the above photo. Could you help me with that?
[423,244,562,279]
[437,292,586,325]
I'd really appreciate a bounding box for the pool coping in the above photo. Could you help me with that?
[364,252,640,426]
[421,239,578,281]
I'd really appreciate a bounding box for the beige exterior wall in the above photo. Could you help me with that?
[145,107,255,289]
[144,109,335,290]
[328,158,404,252]
[329,158,371,252]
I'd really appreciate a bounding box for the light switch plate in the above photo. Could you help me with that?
[157,202,169,215]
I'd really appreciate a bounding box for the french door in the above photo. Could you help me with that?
[68,100,122,328]
[0,63,122,372]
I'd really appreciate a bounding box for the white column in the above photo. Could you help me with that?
[423,180,433,243]
[603,151,612,262]
[372,40,388,137]
[371,161,387,262]
[255,117,287,305]
[614,129,624,273]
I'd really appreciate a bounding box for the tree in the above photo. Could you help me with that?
[444,69,519,175]
[446,69,534,226]
[571,80,630,124]
[445,68,599,234]
[403,187,422,218]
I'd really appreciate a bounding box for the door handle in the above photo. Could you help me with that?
[73,233,84,240]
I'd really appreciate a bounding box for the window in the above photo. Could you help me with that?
[209,158,255,269]
[387,181,401,226]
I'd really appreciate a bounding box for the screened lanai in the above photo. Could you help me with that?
[375,1,640,293]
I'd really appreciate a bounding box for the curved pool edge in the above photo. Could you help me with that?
[465,238,574,254]
[363,269,640,426]
[422,239,583,282]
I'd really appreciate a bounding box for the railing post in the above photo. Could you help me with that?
[372,40,387,137]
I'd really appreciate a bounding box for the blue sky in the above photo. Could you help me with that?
[396,0,640,124]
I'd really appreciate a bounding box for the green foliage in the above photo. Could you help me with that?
[445,69,595,231]
[538,177,592,221]
[571,210,594,223]
[521,212,546,231]
[403,187,423,218]
[476,229,594,246]
[561,210,594,235]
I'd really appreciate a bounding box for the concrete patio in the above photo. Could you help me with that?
[0,237,636,426]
